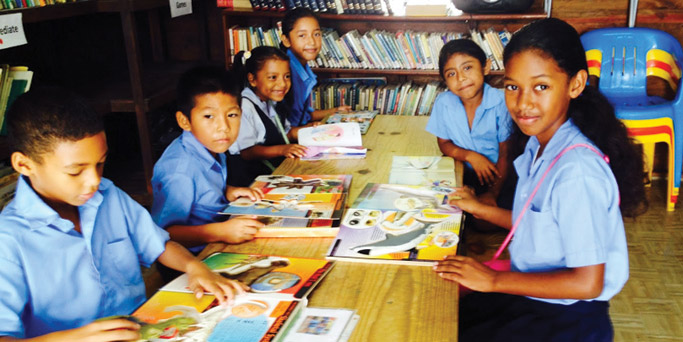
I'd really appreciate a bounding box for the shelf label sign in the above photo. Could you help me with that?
[170,0,193,18]
[0,13,27,50]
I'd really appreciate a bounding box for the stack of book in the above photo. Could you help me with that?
[326,183,462,265]
[221,174,352,237]
[130,252,358,341]
[0,65,33,136]
[313,79,445,116]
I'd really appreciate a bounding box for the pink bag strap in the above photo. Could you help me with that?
[491,143,609,261]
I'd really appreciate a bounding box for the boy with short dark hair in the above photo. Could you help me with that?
[0,87,245,341]
[151,66,264,256]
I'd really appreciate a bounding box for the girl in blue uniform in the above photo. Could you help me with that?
[435,18,647,342]
[280,8,350,126]
[228,46,308,187]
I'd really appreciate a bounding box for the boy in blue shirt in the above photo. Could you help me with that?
[151,66,264,258]
[0,88,245,341]
[426,39,513,208]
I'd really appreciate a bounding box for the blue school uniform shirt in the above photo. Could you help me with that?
[151,130,230,253]
[509,119,628,305]
[228,87,292,155]
[425,84,511,168]
[0,176,169,338]
[287,48,317,126]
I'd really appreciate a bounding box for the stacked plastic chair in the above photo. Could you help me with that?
[581,27,683,211]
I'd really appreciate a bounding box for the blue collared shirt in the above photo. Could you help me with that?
[228,87,292,155]
[0,176,169,338]
[510,119,628,305]
[287,48,317,126]
[425,84,511,168]
[151,130,229,252]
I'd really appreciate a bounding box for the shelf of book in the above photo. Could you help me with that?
[222,8,548,21]
[314,67,504,76]
[0,1,96,23]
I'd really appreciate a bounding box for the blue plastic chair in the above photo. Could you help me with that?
[581,27,683,211]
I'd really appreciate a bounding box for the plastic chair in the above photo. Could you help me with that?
[581,27,683,211]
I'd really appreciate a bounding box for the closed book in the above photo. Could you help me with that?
[307,0,319,11]
[1,68,33,135]
[315,0,327,12]
[248,0,260,10]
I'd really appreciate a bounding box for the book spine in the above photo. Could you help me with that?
[248,0,260,10]
[316,0,327,12]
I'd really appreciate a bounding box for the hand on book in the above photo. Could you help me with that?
[185,259,249,306]
[226,185,264,202]
[38,318,141,342]
[213,216,265,243]
[280,144,308,158]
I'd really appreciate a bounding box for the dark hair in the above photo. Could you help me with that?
[6,87,104,163]
[438,39,487,78]
[176,65,241,119]
[281,8,319,39]
[503,18,647,217]
[233,46,290,91]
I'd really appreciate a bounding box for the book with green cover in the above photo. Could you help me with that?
[0,68,33,135]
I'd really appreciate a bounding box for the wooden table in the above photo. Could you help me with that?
[199,115,463,342]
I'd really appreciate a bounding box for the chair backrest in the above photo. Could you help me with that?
[581,27,683,106]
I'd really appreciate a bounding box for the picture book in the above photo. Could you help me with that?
[325,111,377,134]
[220,193,345,220]
[250,174,352,195]
[388,156,457,187]
[162,252,335,300]
[351,183,458,213]
[298,123,366,160]
[282,307,359,342]
[254,216,341,238]
[325,207,462,265]
[131,290,303,342]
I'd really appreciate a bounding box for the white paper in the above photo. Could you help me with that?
[169,0,193,18]
[0,13,27,50]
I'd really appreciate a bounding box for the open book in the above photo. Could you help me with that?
[299,123,366,160]
[130,252,335,341]
[325,111,377,135]
[388,156,457,187]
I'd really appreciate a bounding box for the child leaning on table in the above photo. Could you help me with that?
[435,18,648,342]
[426,39,514,210]
[227,46,308,187]
[151,66,265,263]
[0,88,246,341]
[280,8,351,126]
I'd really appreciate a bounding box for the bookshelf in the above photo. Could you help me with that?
[1,0,212,195]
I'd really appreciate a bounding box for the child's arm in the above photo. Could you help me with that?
[434,257,605,300]
[166,216,264,247]
[240,144,308,160]
[479,140,511,205]
[450,187,512,229]
[226,186,264,202]
[0,319,141,342]
[437,137,500,186]
[157,241,248,304]
[310,105,352,121]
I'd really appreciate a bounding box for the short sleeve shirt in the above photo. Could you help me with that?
[510,119,628,305]
[287,48,317,126]
[426,84,511,168]
[0,176,169,338]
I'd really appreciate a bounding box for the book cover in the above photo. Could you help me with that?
[282,307,359,342]
[221,193,345,220]
[388,156,457,187]
[250,174,352,194]
[162,252,335,300]
[298,123,366,160]
[326,206,462,265]
[325,111,377,134]
[351,182,458,212]
[0,68,32,135]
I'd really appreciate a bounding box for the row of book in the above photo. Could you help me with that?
[226,24,511,72]
[221,0,391,15]
[1,0,77,10]
[0,65,34,136]
[312,79,446,116]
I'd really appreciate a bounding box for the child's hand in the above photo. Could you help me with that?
[226,186,264,202]
[467,152,501,186]
[46,318,141,342]
[336,105,352,113]
[185,260,249,305]
[450,187,482,215]
[433,255,498,292]
[214,215,264,244]
[280,144,308,158]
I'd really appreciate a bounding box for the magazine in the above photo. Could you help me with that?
[220,193,345,220]
[298,123,366,160]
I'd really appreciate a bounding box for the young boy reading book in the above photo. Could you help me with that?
[0,88,246,341]
[151,66,265,259]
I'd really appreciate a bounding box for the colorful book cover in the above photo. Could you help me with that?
[351,183,458,213]
[162,252,335,300]
[388,156,457,187]
[131,290,302,342]
[250,174,352,194]
[326,207,462,265]
[325,111,377,135]
[221,193,345,220]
